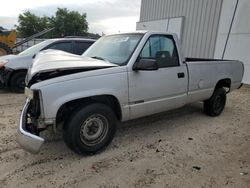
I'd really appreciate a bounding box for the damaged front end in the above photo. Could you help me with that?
[17,88,46,153]
[27,68,98,87]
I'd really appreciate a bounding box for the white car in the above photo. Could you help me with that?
[0,38,95,92]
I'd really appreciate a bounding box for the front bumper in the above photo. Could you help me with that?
[17,99,44,154]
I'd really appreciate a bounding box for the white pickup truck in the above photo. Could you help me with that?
[18,31,244,155]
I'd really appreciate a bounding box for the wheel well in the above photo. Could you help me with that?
[56,95,122,126]
[7,69,27,86]
[215,78,231,91]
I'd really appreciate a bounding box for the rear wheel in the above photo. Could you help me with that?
[203,88,226,116]
[63,103,117,155]
[0,42,12,56]
[10,71,26,93]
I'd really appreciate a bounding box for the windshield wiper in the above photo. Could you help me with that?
[91,56,106,61]
[90,56,116,65]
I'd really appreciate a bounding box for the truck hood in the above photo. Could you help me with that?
[27,50,118,86]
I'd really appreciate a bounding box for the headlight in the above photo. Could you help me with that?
[25,87,34,99]
[0,59,9,69]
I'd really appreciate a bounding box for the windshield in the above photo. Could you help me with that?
[82,34,143,65]
[18,40,53,56]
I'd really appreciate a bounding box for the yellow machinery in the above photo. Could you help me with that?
[0,27,54,56]
[0,29,16,56]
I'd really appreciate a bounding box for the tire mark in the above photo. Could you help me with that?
[0,152,74,185]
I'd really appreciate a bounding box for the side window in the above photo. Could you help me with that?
[74,41,93,55]
[48,42,72,53]
[139,35,179,68]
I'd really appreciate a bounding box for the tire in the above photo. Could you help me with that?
[0,42,12,56]
[10,71,27,93]
[63,103,117,155]
[203,88,226,116]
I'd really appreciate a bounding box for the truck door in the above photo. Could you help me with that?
[128,34,188,119]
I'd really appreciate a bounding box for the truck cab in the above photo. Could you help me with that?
[127,32,188,119]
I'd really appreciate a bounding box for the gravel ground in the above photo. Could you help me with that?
[0,86,249,188]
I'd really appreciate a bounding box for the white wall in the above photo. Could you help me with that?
[136,19,169,32]
[167,17,184,42]
[138,0,223,58]
[214,0,250,84]
[136,17,184,41]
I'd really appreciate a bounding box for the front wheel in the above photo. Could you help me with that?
[203,88,227,116]
[10,71,26,93]
[63,103,117,155]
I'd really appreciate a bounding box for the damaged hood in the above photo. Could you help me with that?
[27,50,117,84]
[31,50,117,76]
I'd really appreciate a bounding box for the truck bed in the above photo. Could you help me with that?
[185,59,244,104]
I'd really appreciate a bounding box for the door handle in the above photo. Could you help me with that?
[177,72,185,78]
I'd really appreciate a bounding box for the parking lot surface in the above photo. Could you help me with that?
[0,87,249,188]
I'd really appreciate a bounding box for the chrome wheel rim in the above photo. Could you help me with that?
[80,114,108,146]
[16,77,25,90]
[213,94,225,113]
[214,96,222,109]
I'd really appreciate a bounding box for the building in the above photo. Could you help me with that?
[136,0,250,84]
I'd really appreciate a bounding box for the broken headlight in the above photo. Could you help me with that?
[25,87,34,100]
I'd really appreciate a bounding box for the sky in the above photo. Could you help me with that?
[0,0,141,35]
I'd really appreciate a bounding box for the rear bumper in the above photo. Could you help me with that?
[17,99,44,154]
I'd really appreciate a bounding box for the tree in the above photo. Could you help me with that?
[50,8,88,37]
[16,11,49,37]
[16,8,88,38]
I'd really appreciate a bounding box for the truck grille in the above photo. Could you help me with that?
[29,92,41,118]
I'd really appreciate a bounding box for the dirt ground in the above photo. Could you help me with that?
[0,86,249,188]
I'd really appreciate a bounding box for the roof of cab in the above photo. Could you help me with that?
[46,38,96,42]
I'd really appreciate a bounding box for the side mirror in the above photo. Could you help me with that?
[133,59,158,71]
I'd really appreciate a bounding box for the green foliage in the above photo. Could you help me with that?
[50,8,88,37]
[16,8,89,38]
[16,11,49,37]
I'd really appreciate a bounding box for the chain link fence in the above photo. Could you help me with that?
[13,38,46,53]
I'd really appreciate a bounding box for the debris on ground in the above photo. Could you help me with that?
[192,166,201,171]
